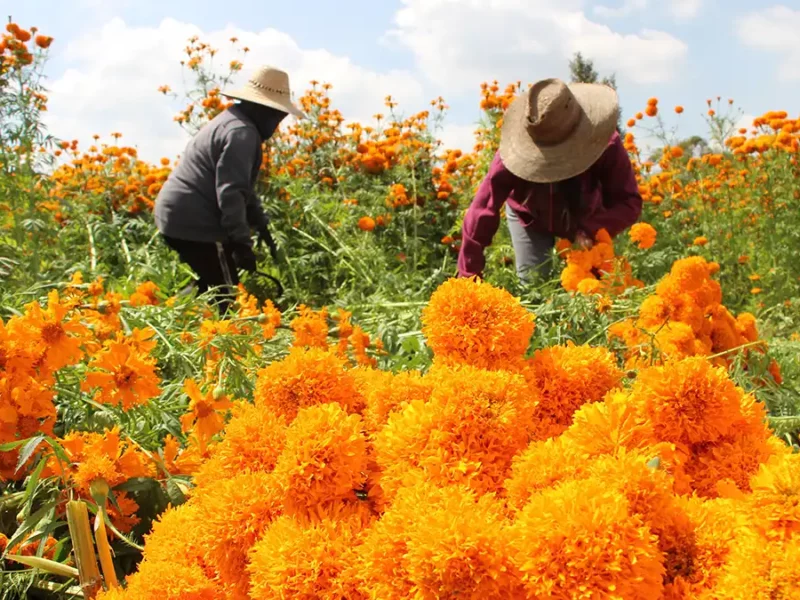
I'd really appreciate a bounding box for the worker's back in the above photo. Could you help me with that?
[154,105,262,245]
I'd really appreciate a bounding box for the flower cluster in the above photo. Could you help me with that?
[609,256,778,375]
[558,228,644,296]
[97,277,790,600]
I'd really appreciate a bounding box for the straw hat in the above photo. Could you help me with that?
[498,78,619,183]
[221,65,306,119]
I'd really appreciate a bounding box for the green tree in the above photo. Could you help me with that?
[568,53,623,135]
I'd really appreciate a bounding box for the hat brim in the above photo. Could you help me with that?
[498,83,619,183]
[221,88,306,119]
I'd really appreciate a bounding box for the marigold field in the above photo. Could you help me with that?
[2,20,800,600]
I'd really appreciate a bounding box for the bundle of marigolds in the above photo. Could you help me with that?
[93,276,796,600]
[609,256,781,377]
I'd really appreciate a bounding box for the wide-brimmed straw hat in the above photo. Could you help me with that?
[498,78,619,183]
[221,65,306,119]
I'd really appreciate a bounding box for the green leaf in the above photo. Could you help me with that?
[4,501,57,558]
[0,439,28,452]
[116,477,169,517]
[15,435,46,474]
[165,478,187,507]
[21,456,48,519]
[42,436,71,466]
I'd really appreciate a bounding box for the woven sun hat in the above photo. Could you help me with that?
[221,65,306,119]
[498,78,619,183]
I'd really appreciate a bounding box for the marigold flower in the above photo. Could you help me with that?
[631,358,744,446]
[561,391,658,459]
[254,347,361,422]
[375,365,535,498]
[505,437,586,509]
[15,290,88,374]
[273,403,368,518]
[351,367,432,431]
[249,513,369,599]
[523,343,623,439]
[356,482,522,598]
[82,340,161,410]
[510,477,665,598]
[179,379,231,451]
[193,471,283,595]
[357,216,376,231]
[34,35,53,49]
[421,277,535,370]
[630,222,657,249]
[290,305,329,349]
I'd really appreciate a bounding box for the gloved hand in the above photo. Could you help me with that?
[232,243,258,273]
[257,225,279,262]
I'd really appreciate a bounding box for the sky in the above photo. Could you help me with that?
[8,0,800,162]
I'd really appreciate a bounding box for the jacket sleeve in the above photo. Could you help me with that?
[457,153,512,278]
[580,135,643,238]
[245,145,269,230]
[246,191,269,231]
[215,126,262,245]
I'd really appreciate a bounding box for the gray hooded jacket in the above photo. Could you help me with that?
[154,105,268,246]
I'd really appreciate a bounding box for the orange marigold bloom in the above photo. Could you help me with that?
[505,437,586,510]
[375,365,535,498]
[82,340,161,410]
[34,35,53,49]
[249,512,370,599]
[254,347,361,422]
[561,390,658,459]
[179,379,231,451]
[510,477,665,598]
[290,305,329,349]
[51,427,155,495]
[693,236,708,246]
[646,105,658,117]
[421,277,535,370]
[15,290,88,374]
[630,357,745,446]
[129,281,160,306]
[351,367,433,431]
[193,471,283,596]
[523,343,623,440]
[274,403,368,518]
[675,105,684,114]
[357,216,376,231]
[630,222,657,249]
[191,400,287,489]
[356,481,521,598]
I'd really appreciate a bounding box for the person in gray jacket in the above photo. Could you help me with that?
[154,66,305,313]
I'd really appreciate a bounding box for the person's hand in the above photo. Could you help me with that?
[257,226,279,261]
[232,243,258,273]
[575,230,594,250]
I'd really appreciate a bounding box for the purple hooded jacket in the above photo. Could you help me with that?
[458,132,642,278]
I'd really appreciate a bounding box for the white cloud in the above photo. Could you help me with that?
[669,0,702,19]
[594,0,702,20]
[734,113,756,134]
[45,18,426,161]
[736,6,800,81]
[437,122,479,152]
[384,0,688,93]
[594,0,647,18]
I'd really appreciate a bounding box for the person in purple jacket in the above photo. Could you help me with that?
[458,78,642,282]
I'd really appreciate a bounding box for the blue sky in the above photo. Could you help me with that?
[11,0,800,160]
